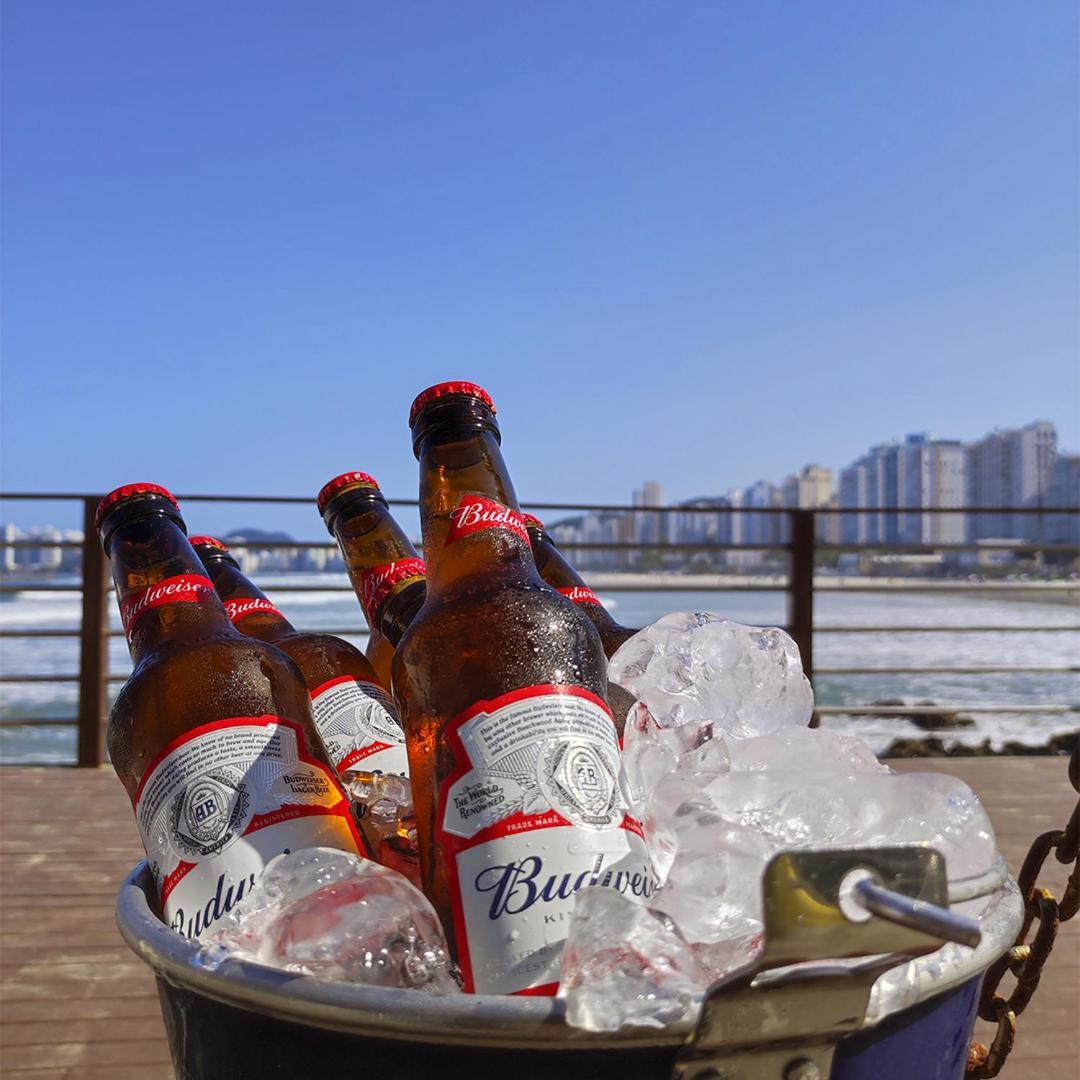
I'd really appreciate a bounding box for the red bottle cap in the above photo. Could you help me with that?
[408,382,495,427]
[188,536,229,552]
[95,483,179,529]
[317,472,381,515]
[520,512,545,532]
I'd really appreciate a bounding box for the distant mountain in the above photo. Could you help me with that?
[222,528,295,544]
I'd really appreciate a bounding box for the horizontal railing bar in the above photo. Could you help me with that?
[0,675,79,683]
[0,584,83,593]
[0,717,78,727]
[816,704,1080,714]
[0,540,82,549]
[550,542,1080,552]
[2,491,1078,515]
[797,582,1078,592]
[1,624,1074,641]
[816,665,1080,675]
[4,536,1075,554]
[815,625,1080,633]
[525,504,1080,516]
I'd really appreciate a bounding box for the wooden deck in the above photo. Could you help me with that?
[1,758,1076,1078]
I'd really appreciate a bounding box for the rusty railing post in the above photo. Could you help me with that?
[788,509,815,692]
[77,496,109,766]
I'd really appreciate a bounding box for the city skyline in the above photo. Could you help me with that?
[4,414,1076,576]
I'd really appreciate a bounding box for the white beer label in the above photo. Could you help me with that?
[310,676,409,776]
[437,684,657,995]
[134,715,363,940]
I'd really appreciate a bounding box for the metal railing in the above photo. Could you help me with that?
[1,492,1077,765]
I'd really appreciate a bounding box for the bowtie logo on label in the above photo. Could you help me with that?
[120,574,217,637]
[445,496,529,547]
[223,598,285,624]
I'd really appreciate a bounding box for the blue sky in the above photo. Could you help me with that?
[2,1,1077,537]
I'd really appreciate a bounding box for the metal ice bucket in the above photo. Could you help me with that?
[116,847,1021,1080]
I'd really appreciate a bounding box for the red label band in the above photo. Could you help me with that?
[444,495,529,548]
[557,586,603,607]
[223,597,286,625]
[358,558,427,624]
[120,573,217,637]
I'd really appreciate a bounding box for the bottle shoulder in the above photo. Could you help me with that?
[107,634,315,795]
[394,576,609,713]
[274,632,381,690]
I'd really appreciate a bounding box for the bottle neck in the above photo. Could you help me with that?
[199,555,295,641]
[107,512,235,663]
[417,426,537,592]
[331,496,427,641]
[530,531,620,630]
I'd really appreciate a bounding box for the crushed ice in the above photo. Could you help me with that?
[558,615,1001,1029]
[204,847,459,992]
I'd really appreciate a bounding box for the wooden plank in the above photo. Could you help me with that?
[0,759,1075,1078]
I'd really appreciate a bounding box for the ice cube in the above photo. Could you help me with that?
[701,770,996,880]
[725,727,889,776]
[610,616,813,739]
[652,800,772,949]
[210,847,459,992]
[559,886,707,1030]
[345,772,421,888]
[620,703,681,814]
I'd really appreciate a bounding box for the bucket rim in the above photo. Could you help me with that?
[115,859,1023,1048]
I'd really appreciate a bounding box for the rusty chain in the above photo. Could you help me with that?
[966,744,1079,1078]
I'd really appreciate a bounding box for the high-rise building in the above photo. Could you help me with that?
[967,421,1057,540]
[839,442,898,544]
[1046,454,1080,547]
[1,524,19,573]
[781,464,835,542]
[897,435,966,544]
[839,458,871,544]
[632,480,667,548]
[840,436,964,546]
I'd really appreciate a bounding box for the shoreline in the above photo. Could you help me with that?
[582,572,1080,605]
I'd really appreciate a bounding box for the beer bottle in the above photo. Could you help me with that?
[99,484,363,940]
[520,513,639,657]
[317,472,426,690]
[521,513,639,734]
[394,383,655,996]
[188,536,408,781]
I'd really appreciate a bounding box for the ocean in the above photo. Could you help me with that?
[1,575,1076,763]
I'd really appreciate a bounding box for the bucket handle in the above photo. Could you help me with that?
[673,846,978,1080]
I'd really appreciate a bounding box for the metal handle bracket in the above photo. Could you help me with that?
[673,846,972,1080]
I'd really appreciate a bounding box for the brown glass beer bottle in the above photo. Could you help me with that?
[99,484,363,940]
[520,513,639,657]
[317,472,426,690]
[520,513,639,734]
[393,383,655,996]
[188,536,408,782]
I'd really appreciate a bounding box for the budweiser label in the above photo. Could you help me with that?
[444,495,529,547]
[310,676,409,775]
[437,685,656,995]
[134,715,363,940]
[557,585,603,607]
[223,597,286,625]
[358,558,426,624]
[120,573,217,639]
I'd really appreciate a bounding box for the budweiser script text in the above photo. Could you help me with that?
[444,496,529,547]
[120,573,216,637]
[475,852,658,920]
